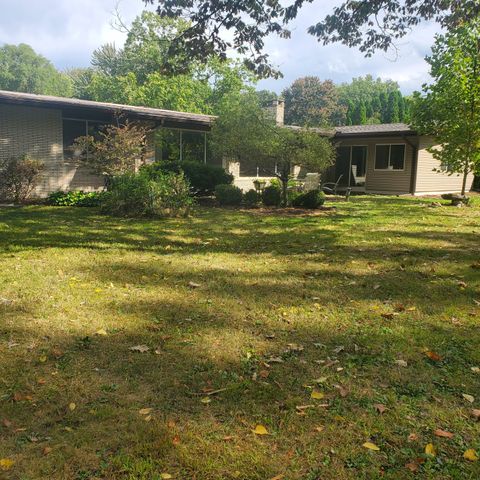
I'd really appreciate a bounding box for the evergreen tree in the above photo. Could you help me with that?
[387,91,400,122]
[379,92,389,122]
[398,94,406,122]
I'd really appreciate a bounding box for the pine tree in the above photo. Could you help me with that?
[398,93,406,122]
[379,92,388,122]
[386,91,400,122]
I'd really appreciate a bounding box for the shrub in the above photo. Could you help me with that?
[262,184,282,206]
[101,172,194,217]
[215,184,243,206]
[47,190,105,207]
[244,189,260,207]
[0,155,44,203]
[291,189,325,209]
[141,161,233,195]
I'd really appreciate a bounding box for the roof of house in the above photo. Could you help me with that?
[0,90,216,131]
[334,123,415,137]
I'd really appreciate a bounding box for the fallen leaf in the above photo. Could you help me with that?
[252,424,269,435]
[259,369,270,379]
[95,329,108,336]
[425,350,442,361]
[373,284,381,290]
[172,435,181,445]
[51,348,63,359]
[374,403,387,414]
[129,345,149,353]
[43,447,52,455]
[471,367,480,374]
[39,355,47,363]
[405,462,419,473]
[311,390,325,400]
[269,475,285,480]
[458,281,468,289]
[434,429,454,439]
[37,378,46,385]
[0,459,14,470]
[381,313,397,320]
[188,281,201,289]
[463,449,478,461]
[462,393,475,403]
[200,397,211,404]
[160,474,173,479]
[363,442,380,451]
[314,425,324,432]
[395,359,408,367]
[139,408,153,415]
[69,402,76,411]
[334,384,348,397]
[144,415,152,422]
[425,443,436,456]
[471,409,480,420]
[408,433,419,442]
[2,419,12,428]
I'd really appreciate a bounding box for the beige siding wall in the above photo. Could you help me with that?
[414,136,475,194]
[0,104,104,198]
[338,136,415,194]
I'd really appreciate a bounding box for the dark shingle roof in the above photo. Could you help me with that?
[0,90,215,131]
[335,123,414,137]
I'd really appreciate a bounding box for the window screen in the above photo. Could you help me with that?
[375,144,405,170]
[63,120,86,158]
[375,145,390,170]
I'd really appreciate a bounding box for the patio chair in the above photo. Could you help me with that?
[321,175,343,195]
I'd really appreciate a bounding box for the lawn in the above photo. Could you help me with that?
[0,196,479,480]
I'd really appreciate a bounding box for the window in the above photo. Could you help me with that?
[239,158,277,177]
[375,144,405,170]
[63,119,108,159]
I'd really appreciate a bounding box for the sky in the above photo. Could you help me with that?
[0,0,441,94]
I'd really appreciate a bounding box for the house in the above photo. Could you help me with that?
[0,90,215,197]
[225,100,475,196]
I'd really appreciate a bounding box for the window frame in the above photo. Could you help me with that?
[374,143,406,172]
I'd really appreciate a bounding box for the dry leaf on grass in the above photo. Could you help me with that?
[188,281,201,289]
[463,449,478,461]
[269,475,285,480]
[0,459,14,470]
[374,404,387,414]
[434,429,454,439]
[252,424,269,435]
[2,419,12,428]
[69,402,76,411]
[139,408,153,415]
[425,350,442,361]
[408,433,419,442]
[471,409,480,420]
[160,474,173,479]
[425,443,436,456]
[471,367,480,374]
[395,359,408,367]
[363,442,380,451]
[43,447,52,455]
[462,393,475,403]
[95,329,108,336]
[311,390,325,400]
[129,345,149,353]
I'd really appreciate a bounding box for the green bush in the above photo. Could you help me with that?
[46,190,104,207]
[141,161,233,195]
[0,155,44,203]
[291,189,325,209]
[101,172,194,217]
[243,189,260,207]
[262,184,282,206]
[215,184,243,206]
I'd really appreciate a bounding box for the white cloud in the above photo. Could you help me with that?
[0,0,439,94]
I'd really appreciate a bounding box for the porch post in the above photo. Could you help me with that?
[204,132,207,164]
[179,130,183,162]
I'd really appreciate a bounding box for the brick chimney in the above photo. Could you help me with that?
[274,98,285,126]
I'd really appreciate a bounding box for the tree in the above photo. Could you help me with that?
[283,77,344,126]
[411,20,480,195]
[386,91,400,123]
[72,122,152,178]
[0,44,72,96]
[147,0,479,77]
[211,89,334,206]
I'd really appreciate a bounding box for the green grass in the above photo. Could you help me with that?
[0,196,479,480]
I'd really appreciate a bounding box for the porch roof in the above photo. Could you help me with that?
[334,123,416,138]
[0,90,216,132]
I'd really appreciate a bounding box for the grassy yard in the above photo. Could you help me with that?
[0,196,479,480]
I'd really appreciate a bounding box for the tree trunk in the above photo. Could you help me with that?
[281,178,288,207]
[461,163,469,196]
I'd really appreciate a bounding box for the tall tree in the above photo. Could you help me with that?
[0,44,72,96]
[147,0,479,77]
[411,20,480,195]
[386,91,400,123]
[283,77,344,127]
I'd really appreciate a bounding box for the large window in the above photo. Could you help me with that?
[335,145,367,187]
[239,158,277,177]
[63,119,107,159]
[375,144,406,171]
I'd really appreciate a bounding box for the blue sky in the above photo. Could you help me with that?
[0,0,441,94]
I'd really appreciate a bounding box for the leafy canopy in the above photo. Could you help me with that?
[0,44,72,96]
[146,0,480,77]
[411,19,480,195]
